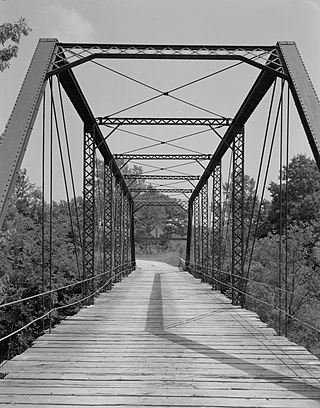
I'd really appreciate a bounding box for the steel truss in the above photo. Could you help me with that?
[130,189,193,194]
[103,161,114,290]
[134,200,188,213]
[124,175,200,180]
[231,128,245,306]
[201,182,209,282]
[211,163,222,290]
[48,44,286,78]
[97,117,231,126]
[83,126,96,301]
[2,39,320,317]
[122,196,129,277]
[115,154,212,161]
[114,182,123,282]
[193,196,201,278]
[185,202,193,271]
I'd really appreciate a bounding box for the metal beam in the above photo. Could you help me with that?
[0,39,58,229]
[115,154,212,160]
[130,189,193,193]
[277,42,320,170]
[134,200,188,213]
[48,43,286,78]
[190,68,277,203]
[231,128,245,306]
[124,175,200,180]
[56,51,132,202]
[97,117,231,126]
[83,125,96,302]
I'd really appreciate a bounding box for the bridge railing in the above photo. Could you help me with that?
[0,262,132,362]
[187,262,320,355]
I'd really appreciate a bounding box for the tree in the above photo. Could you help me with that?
[266,154,320,232]
[0,17,32,72]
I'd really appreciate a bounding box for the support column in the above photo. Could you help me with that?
[130,200,136,270]
[122,196,129,276]
[231,127,245,306]
[212,162,222,290]
[193,195,201,278]
[83,125,96,303]
[114,182,123,282]
[185,201,193,272]
[201,182,209,282]
[103,161,113,290]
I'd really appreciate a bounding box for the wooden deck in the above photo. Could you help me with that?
[1,260,320,407]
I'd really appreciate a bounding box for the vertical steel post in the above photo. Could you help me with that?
[212,162,222,290]
[122,196,129,276]
[83,124,96,303]
[130,200,136,270]
[193,195,201,278]
[103,161,114,290]
[114,182,123,281]
[185,200,193,272]
[231,127,245,306]
[201,182,209,282]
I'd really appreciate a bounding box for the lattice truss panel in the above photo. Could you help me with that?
[201,182,209,282]
[83,128,96,299]
[231,128,245,306]
[50,44,285,75]
[211,162,222,290]
[103,161,114,289]
[114,182,123,281]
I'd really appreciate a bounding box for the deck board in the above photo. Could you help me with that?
[1,259,320,407]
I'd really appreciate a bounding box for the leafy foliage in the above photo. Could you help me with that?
[0,17,32,72]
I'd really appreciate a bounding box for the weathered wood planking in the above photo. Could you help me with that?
[1,259,320,407]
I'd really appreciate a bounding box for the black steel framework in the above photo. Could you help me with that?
[83,125,96,301]
[1,39,320,316]
[211,162,222,290]
[193,196,201,277]
[124,175,200,180]
[130,189,193,194]
[103,161,114,289]
[115,154,212,161]
[122,196,129,277]
[114,182,123,281]
[201,182,209,282]
[97,117,231,126]
[134,200,188,213]
[48,44,286,78]
[231,128,245,306]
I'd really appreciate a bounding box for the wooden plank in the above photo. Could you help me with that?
[1,259,320,407]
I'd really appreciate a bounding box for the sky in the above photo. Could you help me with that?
[1,0,320,201]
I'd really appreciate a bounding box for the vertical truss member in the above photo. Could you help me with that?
[122,195,129,277]
[212,162,222,290]
[114,182,123,282]
[104,161,114,290]
[129,200,136,270]
[185,202,193,272]
[83,124,96,303]
[193,195,201,278]
[231,127,245,306]
[201,182,209,283]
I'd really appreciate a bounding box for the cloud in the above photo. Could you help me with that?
[45,5,95,42]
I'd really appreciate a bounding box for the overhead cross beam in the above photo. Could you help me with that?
[115,154,212,160]
[134,200,188,213]
[97,117,232,126]
[124,175,200,180]
[130,189,193,193]
[48,44,287,79]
